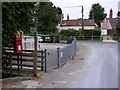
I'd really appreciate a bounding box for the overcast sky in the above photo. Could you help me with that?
[50,0,120,20]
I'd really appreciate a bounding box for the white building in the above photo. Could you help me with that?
[57,18,97,31]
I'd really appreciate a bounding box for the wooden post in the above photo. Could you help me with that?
[10,53,12,77]
[32,18,38,77]
[100,36,103,41]
[44,49,47,72]
[20,54,22,69]
[33,31,37,77]
[82,36,84,40]
[92,36,93,40]
[17,53,20,75]
[41,50,44,71]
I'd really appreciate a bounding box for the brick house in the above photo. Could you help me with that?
[57,15,97,31]
[101,9,120,35]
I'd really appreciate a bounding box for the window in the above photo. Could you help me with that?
[62,23,66,25]
[79,23,82,25]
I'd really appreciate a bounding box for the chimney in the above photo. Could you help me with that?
[67,14,69,20]
[109,9,113,18]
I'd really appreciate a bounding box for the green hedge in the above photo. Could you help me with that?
[60,29,101,36]
[60,30,80,36]
[82,29,101,36]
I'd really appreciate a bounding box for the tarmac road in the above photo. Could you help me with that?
[3,41,118,88]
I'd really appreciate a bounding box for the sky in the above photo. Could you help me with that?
[50,0,120,20]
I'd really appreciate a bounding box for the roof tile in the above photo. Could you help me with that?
[61,19,96,26]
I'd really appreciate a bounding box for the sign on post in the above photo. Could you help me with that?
[61,52,63,57]
[30,27,37,77]
[30,27,36,33]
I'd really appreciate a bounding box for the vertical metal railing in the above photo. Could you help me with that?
[45,37,76,70]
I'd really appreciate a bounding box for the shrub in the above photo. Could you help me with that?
[60,29,101,37]
[81,29,101,36]
[60,30,80,36]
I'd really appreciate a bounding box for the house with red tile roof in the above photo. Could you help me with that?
[57,15,97,31]
[101,9,120,35]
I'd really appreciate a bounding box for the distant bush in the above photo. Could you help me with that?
[60,29,101,36]
[60,30,80,36]
[82,29,101,36]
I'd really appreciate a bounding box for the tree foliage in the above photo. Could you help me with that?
[60,30,80,36]
[89,3,107,27]
[82,30,101,36]
[2,2,35,47]
[35,2,62,33]
[60,29,101,37]
[2,2,62,47]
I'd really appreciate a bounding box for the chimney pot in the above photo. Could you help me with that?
[109,9,113,18]
[67,14,69,20]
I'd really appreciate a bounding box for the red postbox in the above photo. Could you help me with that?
[15,37,22,53]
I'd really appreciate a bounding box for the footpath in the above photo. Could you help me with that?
[102,36,117,42]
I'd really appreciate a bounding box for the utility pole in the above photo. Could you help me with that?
[60,14,64,25]
[65,5,84,30]
[81,6,84,30]
[33,18,38,77]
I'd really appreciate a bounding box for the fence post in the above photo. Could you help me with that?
[33,31,37,77]
[44,49,47,72]
[33,52,37,77]
[57,47,60,68]
[72,38,76,60]
[17,53,20,75]
[74,38,76,55]
[41,50,44,71]
[82,36,84,40]
[92,36,93,40]
[25,39,26,50]
[10,53,12,77]
[100,36,102,41]
[20,54,22,69]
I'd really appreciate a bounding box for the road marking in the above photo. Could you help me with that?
[53,80,89,84]
[69,66,100,75]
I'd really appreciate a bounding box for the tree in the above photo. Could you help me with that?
[34,2,62,33]
[117,11,120,17]
[56,7,63,23]
[89,3,107,27]
[2,2,62,47]
[2,2,35,47]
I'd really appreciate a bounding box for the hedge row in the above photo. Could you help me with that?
[82,30,101,36]
[60,30,80,36]
[60,29,101,36]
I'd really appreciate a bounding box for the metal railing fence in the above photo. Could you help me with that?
[45,37,76,71]
[76,36,103,41]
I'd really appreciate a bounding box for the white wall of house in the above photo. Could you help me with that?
[84,26,95,29]
[101,29,107,35]
[57,26,95,31]
[59,26,81,30]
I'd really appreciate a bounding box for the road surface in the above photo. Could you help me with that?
[3,41,118,88]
